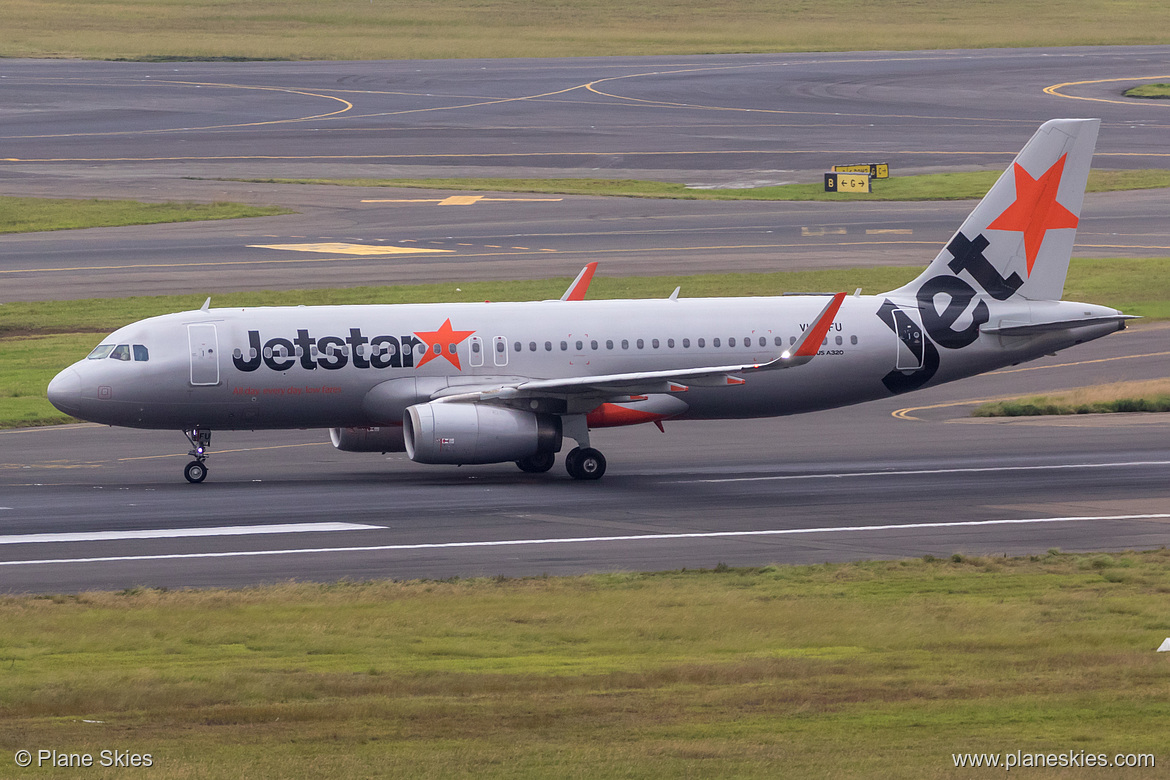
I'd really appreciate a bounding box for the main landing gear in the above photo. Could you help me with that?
[515,447,605,479]
[564,447,606,480]
[183,428,211,484]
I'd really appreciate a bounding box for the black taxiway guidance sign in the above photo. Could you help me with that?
[824,171,871,193]
[832,163,890,179]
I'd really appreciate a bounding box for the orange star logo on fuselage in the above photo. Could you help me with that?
[413,318,477,370]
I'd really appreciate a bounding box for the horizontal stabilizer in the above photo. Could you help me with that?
[981,314,1135,336]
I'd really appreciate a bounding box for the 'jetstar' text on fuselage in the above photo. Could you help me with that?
[232,328,432,372]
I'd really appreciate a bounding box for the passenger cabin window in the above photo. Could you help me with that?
[87,344,115,360]
[110,344,131,361]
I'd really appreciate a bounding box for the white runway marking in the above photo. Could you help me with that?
[2,514,1167,567]
[0,522,384,546]
[678,460,1170,484]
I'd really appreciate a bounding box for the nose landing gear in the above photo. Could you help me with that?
[183,428,211,483]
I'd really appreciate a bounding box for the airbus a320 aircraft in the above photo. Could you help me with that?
[48,119,1131,482]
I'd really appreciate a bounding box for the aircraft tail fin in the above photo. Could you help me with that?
[889,118,1099,303]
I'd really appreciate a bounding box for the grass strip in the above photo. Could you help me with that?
[973,378,1170,417]
[1124,84,1170,99]
[236,169,1170,202]
[1,553,1167,777]
[4,259,1166,429]
[0,197,291,234]
[5,0,1170,60]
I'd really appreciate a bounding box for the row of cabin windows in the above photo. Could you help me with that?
[239,334,863,362]
[472,334,859,354]
[87,344,149,362]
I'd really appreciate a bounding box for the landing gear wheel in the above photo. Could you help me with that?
[182,427,212,484]
[516,451,556,473]
[565,447,606,480]
[184,460,208,484]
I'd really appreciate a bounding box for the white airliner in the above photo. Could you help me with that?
[47,119,1131,482]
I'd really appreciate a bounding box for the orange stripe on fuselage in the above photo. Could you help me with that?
[586,403,673,428]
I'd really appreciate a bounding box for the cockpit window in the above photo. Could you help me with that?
[87,344,115,360]
[109,344,131,361]
[133,344,149,362]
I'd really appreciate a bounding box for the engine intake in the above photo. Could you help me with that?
[403,403,561,465]
[329,426,406,453]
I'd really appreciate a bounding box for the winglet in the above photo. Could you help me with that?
[748,292,847,370]
[200,297,211,312]
[784,292,846,360]
[561,262,598,301]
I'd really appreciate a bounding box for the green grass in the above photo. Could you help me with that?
[1124,83,1170,99]
[1,553,1167,777]
[237,169,1170,202]
[5,259,1167,430]
[973,379,1170,417]
[0,197,291,234]
[4,0,1170,60]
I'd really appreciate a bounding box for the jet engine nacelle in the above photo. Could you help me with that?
[403,403,562,465]
[329,426,407,453]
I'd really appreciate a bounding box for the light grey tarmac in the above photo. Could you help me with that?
[3,46,1170,300]
[3,324,1168,592]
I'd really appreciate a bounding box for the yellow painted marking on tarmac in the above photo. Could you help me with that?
[1,240,934,276]
[802,227,847,236]
[2,149,1025,164]
[2,81,354,140]
[893,351,1170,420]
[360,196,563,205]
[892,398,1006,421]
[1044,75,1170,106]
[1078,243,1170,252]
[866,229,913,235]
[989,350,1170,375]
[119,442,330,462]
[0,423,102,435]
[248,243,453,255]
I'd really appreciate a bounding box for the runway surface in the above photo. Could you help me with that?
[2,47,1170,300]
[3,323,1168,592]
[0,48,1168,591]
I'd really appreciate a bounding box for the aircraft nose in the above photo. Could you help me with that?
[47,367,83,415]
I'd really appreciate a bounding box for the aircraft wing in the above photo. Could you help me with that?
[436,292,846,404]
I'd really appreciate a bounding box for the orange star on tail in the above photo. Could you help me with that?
[986,154,1079,276]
